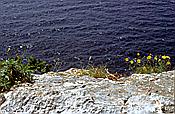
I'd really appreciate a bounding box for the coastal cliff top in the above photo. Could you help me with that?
[0,70,174,114]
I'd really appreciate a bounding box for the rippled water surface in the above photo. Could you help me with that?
[0,0,175,72]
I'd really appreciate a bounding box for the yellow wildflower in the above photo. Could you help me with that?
[147,55,152,60]
[166,56,170,59]
[162,55,166,59]
[137,53,140,56]
[130,60,134,64]
[125,58,129,62]
[166,61,171,65]
[137,59,141,64]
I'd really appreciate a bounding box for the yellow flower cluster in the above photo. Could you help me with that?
[162,55,170,59]
[130,60,134,64]
[124,52,172,74]
[166,61,171,65]
[146,54,152,60]
[137,59,141,64]
[137,53,140,56]
[125,58,129,62]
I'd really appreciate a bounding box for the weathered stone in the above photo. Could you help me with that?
[0,70,174,114]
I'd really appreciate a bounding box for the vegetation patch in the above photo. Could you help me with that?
[82,65,109,78]
[124,53,172,74]
[0,47,52,92]
[53,65,121,81]
[54,66,109,78]
[0,46,174,92]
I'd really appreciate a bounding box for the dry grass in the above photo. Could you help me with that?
[48,65,121,81]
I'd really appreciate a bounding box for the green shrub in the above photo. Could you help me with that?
[0,57,33,92]
[0,47,52,92]
[27,56,52,73]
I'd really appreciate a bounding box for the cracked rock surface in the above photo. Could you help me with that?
[0,70,174,114]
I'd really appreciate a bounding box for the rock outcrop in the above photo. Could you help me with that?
[0,70,174,114]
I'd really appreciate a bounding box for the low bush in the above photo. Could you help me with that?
[0,47,52,92]
[0,57,33,92]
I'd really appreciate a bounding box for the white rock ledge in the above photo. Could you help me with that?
[0,70,174,114]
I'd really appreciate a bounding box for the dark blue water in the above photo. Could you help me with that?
[0,0,175,72]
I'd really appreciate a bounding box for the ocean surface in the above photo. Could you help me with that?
[0,0,175,72]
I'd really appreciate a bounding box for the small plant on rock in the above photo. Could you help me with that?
[0,47,52,92]
[124,53,172,74]
[27,56,52,73]
[0,57,33,92]
[84,65,109,78]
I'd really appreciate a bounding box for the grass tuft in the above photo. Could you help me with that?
[83,65,108,78]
